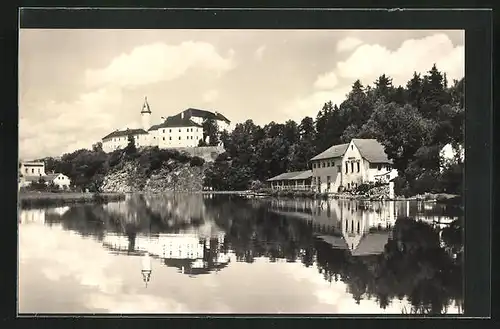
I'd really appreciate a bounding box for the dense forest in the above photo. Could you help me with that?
[33,64,463,197]
[205,64,464,196]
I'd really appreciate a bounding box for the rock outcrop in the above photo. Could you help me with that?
[100,160,209,193]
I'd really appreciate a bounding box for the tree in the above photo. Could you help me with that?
[92,142,103,153]
[202,118,220,146]
[124,134,137,156]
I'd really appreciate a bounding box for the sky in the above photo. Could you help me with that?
[19,29,464,160]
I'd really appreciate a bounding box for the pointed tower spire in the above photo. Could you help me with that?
[141,96,151,114]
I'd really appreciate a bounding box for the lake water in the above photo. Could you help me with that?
[18,194,463,315]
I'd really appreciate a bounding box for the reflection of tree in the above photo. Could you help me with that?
[314,217,463,314]
[42,193,462,314]
[204,195,316,265]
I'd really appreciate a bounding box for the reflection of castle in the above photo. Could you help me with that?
[19,208,46,225]
[102,231,231,279]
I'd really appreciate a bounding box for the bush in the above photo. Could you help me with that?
[356,183,372,194]
[190,156,205,167]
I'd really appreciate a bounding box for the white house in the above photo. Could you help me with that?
[101,98,231,153]
[310,139,398,193]
[45,173,71,189]
[18,161,71,190]
[19,161,46,176]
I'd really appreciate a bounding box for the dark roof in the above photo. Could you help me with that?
[317,235,349,249]
[45,174,59,181]
[352,139,392,164]
[177,108,231,124]
[309,139,392,164]
[148,116,202,131]
[267,170,312,181]
[102,128,149,140]
[351,232,390,256]
[141,97,151,114]
[310,143,349,161]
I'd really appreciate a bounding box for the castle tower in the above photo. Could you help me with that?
[141,96,152,131]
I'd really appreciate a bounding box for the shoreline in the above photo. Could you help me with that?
[19,192,126,209]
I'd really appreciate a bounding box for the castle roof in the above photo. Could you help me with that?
[148,116,202,131]
[141,97,151,114]
[102,128,149,141]
[172,108,231,124]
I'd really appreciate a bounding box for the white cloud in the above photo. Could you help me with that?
[314,72,339,90]
[19,86,124,159]
[202,89,220,103]
[85,41,236,89]
[336,37,363,53]
[283,86,351,122]
[336,33,464,87]
[284,33,464,121]
[255,45,266,60]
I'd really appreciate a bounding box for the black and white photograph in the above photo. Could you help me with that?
[18,21,467,314]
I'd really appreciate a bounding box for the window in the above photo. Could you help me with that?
[37,169,40,174]
[31,168,34,174]
[179,136,181,140]
[351,162,354,173]
[322,162,326,168]
[179,129,181,132]
[337,165,341,172]
[163,137,165,140]
[351,145,353,150]
[169,129,172,133]
[25,168,28,173]
[378,164,382,170]
[357,162,360,172]
[169,137,172,140]
[345,162,348,173]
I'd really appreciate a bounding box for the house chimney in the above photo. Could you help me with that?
[181,111,184,119]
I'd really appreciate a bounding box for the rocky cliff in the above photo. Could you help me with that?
[100,160,210,193]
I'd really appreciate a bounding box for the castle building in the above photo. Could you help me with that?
[101,97,232,153]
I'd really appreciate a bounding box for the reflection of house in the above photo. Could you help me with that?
[46,206,70,216]
[267,170,313,191]
[19,208,46,225]
[310,139,397,193]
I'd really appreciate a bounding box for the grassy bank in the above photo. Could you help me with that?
[19,192,126,209]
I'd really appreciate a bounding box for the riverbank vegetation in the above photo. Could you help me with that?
[36,141,207,193]
[19,191,125,208]
[205,65,464,197]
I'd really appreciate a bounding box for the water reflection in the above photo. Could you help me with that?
[19,194,463,314]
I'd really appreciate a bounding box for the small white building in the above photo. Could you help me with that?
[45,173,71,189]
[19,161,46,176]
[439,143,465,172]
